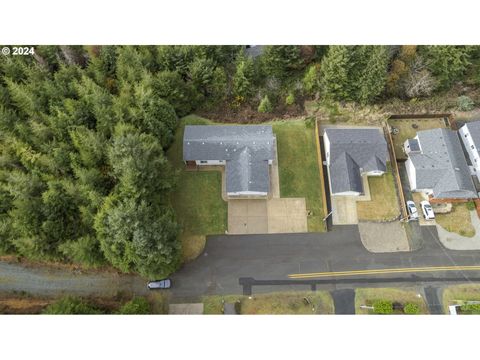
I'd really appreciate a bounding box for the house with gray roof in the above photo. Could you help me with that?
[183,125,276,198]
[459,119,480,180]
[404,128,478,199]
[324,128,388,196]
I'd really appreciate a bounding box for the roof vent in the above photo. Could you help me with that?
[202,142,205,145]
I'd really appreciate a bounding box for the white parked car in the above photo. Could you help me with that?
[406,200,419,220]
[420,200,435,220]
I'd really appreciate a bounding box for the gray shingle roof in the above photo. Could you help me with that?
[325,128,388,194]
[463,120,480,148]
[183,125,275,193]
[408,128,477,199]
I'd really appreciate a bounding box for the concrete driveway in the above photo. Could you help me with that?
[228,200,268,234]
[331,196,358,225]
[228,198,307,234]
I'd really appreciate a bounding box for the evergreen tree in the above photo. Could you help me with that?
[262,45,304,78]
[233,55,255,100]
[421,45,471,89]
[319,46,351,101]
[356,46,389,104]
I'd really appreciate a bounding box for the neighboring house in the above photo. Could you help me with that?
[183,125,276,198]
[459,120,480,178]
[245,45,265,58]
[324,128,388,196]
[404,128,478,199]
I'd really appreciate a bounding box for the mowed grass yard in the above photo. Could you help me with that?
[271,119,325,231]
[355,288,429,314]
[442,284,480,313]
[388,118,448,160]
[167,115,227,262]
[356,165,400,222]
[203,291,334,314]
[435,203,475,237]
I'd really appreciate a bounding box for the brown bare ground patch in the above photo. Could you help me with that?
[0,255,120,275]
[0,297,51,314]
[198,101,305,124]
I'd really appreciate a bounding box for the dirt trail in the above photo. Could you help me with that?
[0,261,149,298]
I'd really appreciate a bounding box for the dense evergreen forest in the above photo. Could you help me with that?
[0,45,479,277]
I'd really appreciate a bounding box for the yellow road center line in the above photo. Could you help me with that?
[288,266,480,279]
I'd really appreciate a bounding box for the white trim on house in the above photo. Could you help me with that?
[227,191,268,197]
[332,191,362,196]
[459,124,480,177]
[195,160,226,165]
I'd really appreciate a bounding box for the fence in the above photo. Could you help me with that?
[383,121,408,220]
[388,113,453,128]
[315,119,330,229]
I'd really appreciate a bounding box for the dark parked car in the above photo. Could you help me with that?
[147,279,172,290]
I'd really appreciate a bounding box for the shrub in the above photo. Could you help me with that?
[258,95,273,113]
[466,201,476,211]
[461,303,480,314]
[372,300,393,314]
[457,95,475,111]
[403,303,420,314]
[285,93,295,106]
[118,297,151,314]
[43,296,102,314]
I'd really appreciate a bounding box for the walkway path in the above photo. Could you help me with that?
[331,289,355,314]
[423,286,443,314]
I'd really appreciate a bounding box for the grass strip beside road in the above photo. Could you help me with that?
[203,291,334,314]
[355,287,429,314]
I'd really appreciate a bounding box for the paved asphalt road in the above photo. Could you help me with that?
[2,225,480,299]
[171,225,480,298]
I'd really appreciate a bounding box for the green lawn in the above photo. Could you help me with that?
[356,166,400,222]
[167,115,227,262]
[271,119,325,232]
[168,115,326,253]
[435,203,475,238]
[203,291,334,314]
[355,288,429,314]
[442,284,480,314]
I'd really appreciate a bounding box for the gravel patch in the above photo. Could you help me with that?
[358,221,410,253]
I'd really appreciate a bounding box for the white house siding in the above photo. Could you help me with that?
[364,170,384,176]
[405,158,417,191]
[323,131,331,166]
[332,191,361,196]
[227,191,267,198]
[195,160,225,166]
[459,125,480,176]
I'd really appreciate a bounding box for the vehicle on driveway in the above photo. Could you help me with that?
[406,200,419,220]
[147,279,171,290]
[420,200,435,220]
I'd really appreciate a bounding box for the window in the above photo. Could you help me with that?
[200,160,208,164]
